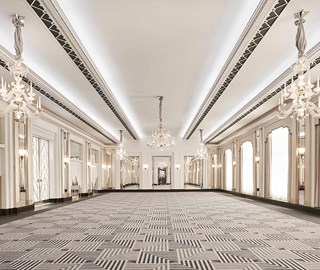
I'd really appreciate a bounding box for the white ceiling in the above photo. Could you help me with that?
[1,0,320,145]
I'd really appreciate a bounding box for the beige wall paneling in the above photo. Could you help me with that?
[305,117,316,207]
[315,120,320,207]
[0,114,15,209]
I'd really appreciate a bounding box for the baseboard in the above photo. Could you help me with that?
[49,197,73,203]
[80,191,93,197]
[217,189,320,216]
[106,189,215,192]
[0,204,35,216]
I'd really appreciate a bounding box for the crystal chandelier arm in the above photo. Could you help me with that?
[278,102,295,119]
[12,14,25,60]
[308,102,320,117]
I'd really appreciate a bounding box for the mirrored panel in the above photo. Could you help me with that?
[184,156,193,187]
[152,156,172,188]
[185,157,204,188]
[70,141,82,161]
[121,156,140,189]
[212,154,218,188]
[105,153,112,189]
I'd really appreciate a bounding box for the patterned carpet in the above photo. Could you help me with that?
[0,192,320,270]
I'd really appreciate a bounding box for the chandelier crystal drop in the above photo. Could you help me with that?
[0,14,42,122]
[195,129,208,160]
[278,10,320,122]
[147,96,175,151]
[116,130,127,160]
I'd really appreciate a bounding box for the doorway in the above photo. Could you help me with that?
[32,137,50,202]
[152,156,172,189]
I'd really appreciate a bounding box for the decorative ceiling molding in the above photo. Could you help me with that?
[0,57,116,144]
[184,0,290,140]
[25,0,139,140]
[207,47,320,143]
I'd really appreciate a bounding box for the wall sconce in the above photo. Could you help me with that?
[102,164,107,169]
[219,164,222,168]
[212,164,216,168]
[143,164,148,170]
[107,165,111,169]
[175,164,180,170]
[297,147,305,156]
[18,149,27,157]
[255,156,260,163]
[63,157,69,164]
[232,161,236,166]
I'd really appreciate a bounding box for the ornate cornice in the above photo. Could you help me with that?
[184,0,291,139]
[207,52,320,143]
[0,57,116,144]
[25,0,138,140]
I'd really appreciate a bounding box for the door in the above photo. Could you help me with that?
[33,137,49,202]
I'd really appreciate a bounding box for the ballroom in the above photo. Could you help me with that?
[0,0,320,269]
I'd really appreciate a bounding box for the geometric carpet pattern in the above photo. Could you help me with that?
[0,192,320,270]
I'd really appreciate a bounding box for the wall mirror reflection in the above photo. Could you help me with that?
[184,156,204,189]
[120,156,140,189]
[90,148,99,193]
[105,153,112,189]
[212,154,218,188]
[297,122,305,205]
[152,156,172,189]
[184,156,193,188]
[70,141,83,197]
[18,122,28,206]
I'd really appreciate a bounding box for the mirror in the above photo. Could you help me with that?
[152,156,172,189]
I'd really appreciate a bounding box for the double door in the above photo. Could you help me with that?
[33,137,49,202]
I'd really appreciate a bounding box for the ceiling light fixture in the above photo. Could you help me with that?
[0,14,42,122]
[278,10,320,121]
[195,129,208,160]
[147,96,175,151]
[116,130,127,160]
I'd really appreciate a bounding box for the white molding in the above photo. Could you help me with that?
[205,42,320,144]
[183,0,277,139]
[42,0,139,140]
[0,45,117,145]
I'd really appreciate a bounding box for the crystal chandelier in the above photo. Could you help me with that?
[147,96,175,151]
[116,130,127,160]
[0,15,42,122]
[278,10,320,122]
[195,129,208,160]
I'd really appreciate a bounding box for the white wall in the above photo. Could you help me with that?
[113,136,205,189]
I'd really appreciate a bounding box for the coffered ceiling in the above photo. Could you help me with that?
[1,0,320,144]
